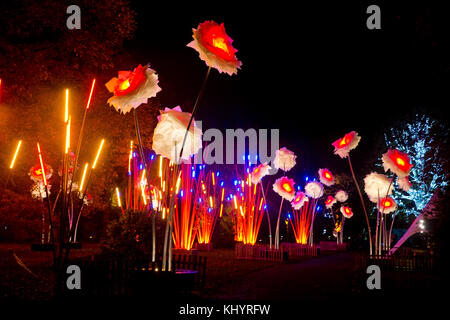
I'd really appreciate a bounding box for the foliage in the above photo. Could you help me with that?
[383,114,449,216]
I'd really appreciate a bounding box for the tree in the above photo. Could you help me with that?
[383,113,449,216]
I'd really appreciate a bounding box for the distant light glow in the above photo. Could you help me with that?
[9,140,22,169]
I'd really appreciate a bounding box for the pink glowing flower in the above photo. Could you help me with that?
[250,162,271,184]
[274,147,297,172]
[105,64,161,114]
[318,168,335,186]
[187,21,242,75]
[324,196,336,209]
[305,181,324,199]
[291,191,309,210]
[398,176,412,192]
[340,206,354,218]
[377,196,397,214]
[332,131,361,159]
[273,176,296,201]
[335,190,348,202]
[382,149,413,178]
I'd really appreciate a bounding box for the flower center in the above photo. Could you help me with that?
[396,157,405,167]
[212,36,229,54]
[282,183,292,193]
[325,172,332,180]
[338,136,350,147]
[119,79,131,91]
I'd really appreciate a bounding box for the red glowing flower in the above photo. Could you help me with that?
[106,64,161,114]
[332,131,361,159]
[187,21,242,75]
[291,191,309,210]
[382,149,413,178]
[324,196,336,209]
[273,176,296,201]
[318,168,335,186]
[377,196,397,214]
[340,206,354,218]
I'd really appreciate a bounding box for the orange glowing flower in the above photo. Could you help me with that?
[340,206,354,218]
[106,64,161,114]
[291,191,309,210]
[332,131,361,159]
[377,196,397,214]
[187,21,242,75]
[382,149,413,178]
[318,168,335,186]
[251,162,271,184]
[273,176,296,201]
[324,196,336,209]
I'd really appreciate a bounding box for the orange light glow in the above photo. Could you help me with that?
[116,187,122,207]
[65,116,71,154]
[9,140,22,169]
[36,143,47,186]
[92,139,105,169]
[79,163,88,192]
[65,89,69,123]
[282,182,293,193]
[85,79,96,109]
[396,157,405,166]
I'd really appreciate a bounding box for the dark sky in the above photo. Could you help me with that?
[124,1,449,175]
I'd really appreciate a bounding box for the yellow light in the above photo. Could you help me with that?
[116,187,122,207]
[162,180,166,192]
[85,79,96,110]
[65,116,71,154]
[219,203,223,217]
[119,79,130,91]
[396,157,405,166]
[140,169,146,186]
[233,195,238,210]
[9,140,22,169]
[79,163,88,192]
[239,206,244,217]
[162,207,166,219]
[212,172,215,186]
[259,198,264,211]
[37,143,47,186]
[221,188,224,202]
[92,139,105,169]
[212,37,229,53]
[175,172,181,194]
[141,184,147,205]
[65,89,69,123]
[209,196,213,208]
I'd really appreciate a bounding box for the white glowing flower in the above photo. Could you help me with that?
[331,131,361,159]
[106,64,161,114]
[187,21,242,75]
[364,172,393,203]
[397,176,412,192]
[335,190,348,202]
[291,191,309,210]
[274,147,297,172]
[273,176,296,201]
[152,106,203,164]
[31,182,51,199]
[250,163,271,184]
[305,181,324,199]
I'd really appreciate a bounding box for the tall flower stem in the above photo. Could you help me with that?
[274,198,284,249]
[347,154,373,255]
[260,181,272,249]
[162,66,211,272]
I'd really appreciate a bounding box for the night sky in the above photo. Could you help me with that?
[124,1,448,175]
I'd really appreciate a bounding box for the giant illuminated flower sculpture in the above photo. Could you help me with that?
[332,131,361,159]
[324,195,336,209]
[29,164,53,183]
[382,149,413,178]
[274,147,297,172]
[250,162,271,184]
[318,168,335,186]
[273,176,296,201]
[340,206,354,218]
[364,172,392,203]
[105,64,161,114]
[291,191,309,210]
[377,196,397,214]
[152,106,202,163]
[397,176,412,192]
[187,21,242,75]
[335,190,348,202]
[305,181,324,199]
